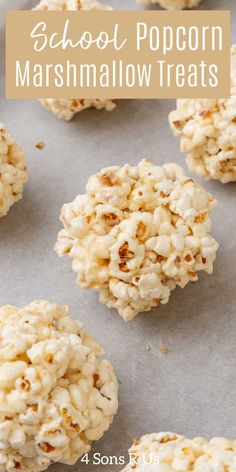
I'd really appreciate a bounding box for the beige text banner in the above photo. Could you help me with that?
[5,10,231,99]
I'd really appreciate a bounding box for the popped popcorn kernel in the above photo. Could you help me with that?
[0,300,118,472]
[121,433,236,471]
[137,0,202,10]
[55,159,218,321]
[0,123,27,217]
[169,45,236,183]
[34,0,115,121]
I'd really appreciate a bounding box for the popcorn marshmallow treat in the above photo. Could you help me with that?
[0,300,118,472]
[55,159,218,322]
[121,433,236,471]
[169,45,236,183]
[137,0,202,10]
[0,123,27,217]
[34,0,115,121]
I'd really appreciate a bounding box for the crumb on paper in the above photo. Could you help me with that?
[35,141,45,150]
[160,345,169,354]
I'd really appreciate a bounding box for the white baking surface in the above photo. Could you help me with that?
[0,0,235,471]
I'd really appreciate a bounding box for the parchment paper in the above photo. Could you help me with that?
[0,0,235,470]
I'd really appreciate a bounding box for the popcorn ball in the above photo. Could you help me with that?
[169,45,236,183]
[0,300,118,472]
[34,0,115,121]
[137,0,202,10]
[55,159,218,322]
[0,123,27,218]
[121,433,236,471]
